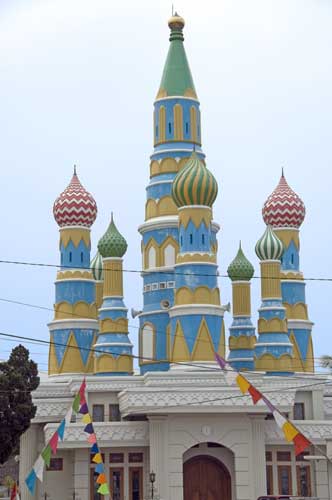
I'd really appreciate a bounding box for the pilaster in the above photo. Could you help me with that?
[19,424,38,500]
[73,449,89,500]
[148,416,169,500]
[249,416,266,499]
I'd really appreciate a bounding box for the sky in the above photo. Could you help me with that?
[0,0,331,373]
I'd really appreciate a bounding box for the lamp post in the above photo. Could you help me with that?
[149,471,156,499]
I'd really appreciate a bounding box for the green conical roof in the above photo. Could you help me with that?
[172,152,218,208]
[90,250,103,281]
[227,243,254,282]
[156,14,197,99]
[255,225,284,261]
[98,214,128,258]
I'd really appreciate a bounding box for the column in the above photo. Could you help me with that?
[73,449,89,500]
[149,416,169,500]
[19,425,38,500]
[249,417,266,499]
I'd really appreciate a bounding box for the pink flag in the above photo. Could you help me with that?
[88,433,97,444]
[49,432,59,455]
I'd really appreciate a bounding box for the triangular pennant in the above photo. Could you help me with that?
[72,393,80,413]
[80,395,87,407]
[283,421,299,442]
[25,469,37,495]
[248,385,263,404]
[215,352,227,369]
[225,369,238,385]
[49,431,59,454]
[96,473,107,484]
[82,413,92,424]
[33,455,45,482]
[97,483,110,495]
[236,374,251,394]
[88,433,97,444]
[273,410,287,430]
[84,423,94,434]
[79,403,89,415]
[65,406,73,426]
[41,444,52,467]
[57,419,66,441]
[262,396,275,413]
[294,433,311,455]
[91,443,99,454]
[95,463,104,474]
[79,378,86,404]
[92,452,103,464]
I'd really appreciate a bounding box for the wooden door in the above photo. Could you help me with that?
[129,467,143,500]
[183,455,231,500]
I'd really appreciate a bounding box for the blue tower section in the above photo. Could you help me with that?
[138,14,219,373]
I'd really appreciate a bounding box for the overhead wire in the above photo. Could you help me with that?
[0,296,326,372]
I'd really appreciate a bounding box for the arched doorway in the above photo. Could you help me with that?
[183,455,231,500]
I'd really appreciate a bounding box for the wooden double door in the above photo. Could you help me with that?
[183,456,231,500]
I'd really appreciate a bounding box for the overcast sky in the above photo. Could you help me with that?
[0,0,331,373]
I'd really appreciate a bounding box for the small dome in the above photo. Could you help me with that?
[90,251,103,281]
[172,152,218,208]
[227,243,254,282]
[255,225,284,261]
[98,214,127,258]
[168,13,185,31]
[53,167,97,228]
[262,171,306,229]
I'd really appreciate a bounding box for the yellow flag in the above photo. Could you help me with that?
[82,413,92,424]
[92,453,103,464]
[283,421,299,442]
[236,374,251,394]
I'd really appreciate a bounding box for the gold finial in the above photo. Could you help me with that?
[168,11,185,30]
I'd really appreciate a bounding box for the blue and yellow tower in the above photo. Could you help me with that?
[138,14,219,372]
[254,225,294,374]
[227,244,256,371]
[94,215,133,375]
[168,153,225,363]
[49,168,98,375]
[262,172,314,372]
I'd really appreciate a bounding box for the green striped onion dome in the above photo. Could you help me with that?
[255,225,284,261]
[90,250,103,281]
[227,243,254,281]
[172,152,218,208]
[98,214,128,258]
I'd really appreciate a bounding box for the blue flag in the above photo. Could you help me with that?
[57,419,66,441]
[25,469,37,495]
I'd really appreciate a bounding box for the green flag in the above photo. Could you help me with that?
[97,483,110,495]
[41,444,51,467]
[72,393,80,413]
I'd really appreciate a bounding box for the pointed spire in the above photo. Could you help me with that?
[74,164,77,175]
[156,14,197,99]
[281,166,284,178]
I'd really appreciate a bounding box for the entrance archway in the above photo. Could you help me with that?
[183,455,231,500]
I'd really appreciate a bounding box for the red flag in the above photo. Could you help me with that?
[248,385,263,404]
[49,431,59,454]
[79,378,86,404]
[293,433,311,455]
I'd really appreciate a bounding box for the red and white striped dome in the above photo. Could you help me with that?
[262,171,305,229]
[53,168,97,228]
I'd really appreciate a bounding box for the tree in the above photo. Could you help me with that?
[320,355,332,370]
[0,345,39,464]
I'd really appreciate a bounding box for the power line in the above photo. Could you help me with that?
[0,258,331,282]
[0,296,325,371]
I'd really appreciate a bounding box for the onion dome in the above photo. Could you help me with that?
[255,225,284,261]
[262,170,306,229]
[227,243,254,282]
[53,167,97,228]
[172,152,218,208]
[98,214,127,258]
[90,251,103,281]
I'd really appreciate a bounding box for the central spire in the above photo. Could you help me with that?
[156,13,197,99]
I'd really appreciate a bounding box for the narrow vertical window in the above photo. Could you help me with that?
[81,252,84,263]
[69,252,72,263]
[185,122,189,134]
[202,234,205,245]
[291,254,294,265]
[190,234,193,245]
[168,122,172,134]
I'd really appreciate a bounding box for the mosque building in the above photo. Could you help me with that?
[19,13,332,500]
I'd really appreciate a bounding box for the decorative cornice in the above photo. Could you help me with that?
[48,319,98,330]
[169,304,224,317]
[44,422,149,448]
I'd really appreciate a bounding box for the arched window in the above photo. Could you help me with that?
[164,244,176,266]
[147,246,156,268]
[142,324,154,360]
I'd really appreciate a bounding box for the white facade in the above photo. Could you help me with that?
[19,370,332,500]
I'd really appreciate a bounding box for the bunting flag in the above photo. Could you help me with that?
[24,379,107,496]
[215,353,312,456]
[10,482,20,500]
